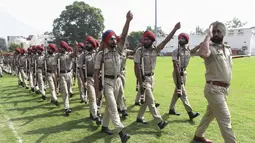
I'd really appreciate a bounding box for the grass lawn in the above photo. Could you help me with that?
[0,56,255,143]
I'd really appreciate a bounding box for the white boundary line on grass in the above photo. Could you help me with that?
[0,105,22,143]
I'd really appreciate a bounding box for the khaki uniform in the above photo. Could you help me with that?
[80,50,99,119]
[134,46,163,124]
[18,54,28,87]
[58,52,73,110]
[95,47,124,133]
[170,47,192,112]
[0,55,3,76]
[76,53,86,101]
[15,54,22,84]
[32,54,39,91]
[46,54,58,101]
[27,54,34,89]
[118,49,127,111]
[195,43,236,143]
[36,54,46,95]
[67,55,73,95]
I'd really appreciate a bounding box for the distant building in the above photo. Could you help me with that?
[157,27,255,56]
[0,38,7,51]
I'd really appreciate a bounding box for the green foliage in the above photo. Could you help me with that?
[8,43,21,51]
[52,1,105,43]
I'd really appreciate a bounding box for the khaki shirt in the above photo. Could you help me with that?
[19,55,27,68]
[172,46,191,69]
[77,52,84,68]
[58,52,73,71]
[204,43,232,83]
[46,54,58,71]
[120,49,127,70]
[0,55,3,64]
[134,46,158,74]
[95,47,122,76]
[36,54,45,68]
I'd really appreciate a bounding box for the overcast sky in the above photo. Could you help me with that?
[0,0,254,39]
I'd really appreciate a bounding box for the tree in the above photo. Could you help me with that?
[190,26,206,35]
[146,26,166,37]
[8,43,21,51]
[52,1,105,44]
[127,31,144,50]
[225,17,247,28]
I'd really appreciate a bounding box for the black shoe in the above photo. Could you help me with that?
[101,126,113,135]
[136,118,148,124]
[31,88,34,92]
[134,102,141,106]
[188,111,200,120]
[51,100,59,106]
[26,86,29,89]
[90,113,96,121]
[35,90,40,94]
[69,93,73,98]
[157,121,168,130]
[155,103,160,108]
[121,110,129,118]
[65,109,72,116]
[119,131,130,143]
[95,117,101,125]
[41,95,46,100]
[169,109,181,116]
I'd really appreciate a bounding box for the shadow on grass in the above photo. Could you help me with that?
[0,97,42,106]
[10,104,85,126]
[24,117,100,143]
[162,113,196,125]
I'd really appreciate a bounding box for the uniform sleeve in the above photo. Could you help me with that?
[94,51,103,70]
[133,48,141,64]
[172,49,178,61]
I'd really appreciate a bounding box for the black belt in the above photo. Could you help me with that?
[206,81,230,88]
[47,70,55,73]
[104,74,120,79]
[60,69,71,73]
[144,73,154,76]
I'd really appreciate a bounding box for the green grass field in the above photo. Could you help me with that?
[0,56,255,143]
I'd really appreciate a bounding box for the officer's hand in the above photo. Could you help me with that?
[126,10,133,22]
[174,22,181,30]
[205,24,213,38]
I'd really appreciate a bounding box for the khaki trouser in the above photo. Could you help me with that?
[102,77,124,133]
[135,90,140,103]
[169,71,192,112]
[20,68,28,87]
[77,72,85,100]
[137,76,163,124]
[0,64,3,75]
[195,83,236,143]
[117,70,127,110]
[18,69,22,84]
[87,77,98,119]
[67,70,73,94]
[47,72,58,101]
[37,69,45,95]
[60,72,70,109]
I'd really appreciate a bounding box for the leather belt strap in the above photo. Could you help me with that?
[60,69,71,73]
[206,81,230,88]
[104,74,120,79]
[144,72,154,76]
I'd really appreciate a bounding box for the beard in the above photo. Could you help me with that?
[144,43,152,49]
[85,46,93,51]
[109,43,117,48]
[48,51,53,55]
[178,41,186,46]
[211,36,223,44]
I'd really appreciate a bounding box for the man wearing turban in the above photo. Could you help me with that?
[133,22,181,130]
[193,21,236,143]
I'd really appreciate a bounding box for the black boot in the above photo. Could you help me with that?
[31,88,34,92]
[119,130,130,143]
[41,95,46,100]
[136,118,148,124]
[95,117,101,125]
[134,102,141,106]
[155,103,160,108]
[188,111,200,120]
[121,110,129,118]
[101,126,113,135]
[157,120,168,130]
[169,109,181,116]
[65,109,72,116]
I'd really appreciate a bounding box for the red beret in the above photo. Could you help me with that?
[37,45,44,51]
[20,48,26,53]
[77,42,85,48]
[48,44,57,52]
[15,48,21,53]
[60,41,69,50]
[32,46,37,51]
[84,36,97,48]
[143,30,156,41]
[178,33,189,42]
[28,48,32,51]
[68,46,73,52]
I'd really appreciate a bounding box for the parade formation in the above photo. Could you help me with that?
[0,11,243,143]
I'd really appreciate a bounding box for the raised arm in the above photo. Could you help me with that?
[119,11,133,50]
[198,25,213,59]
[156,22,181,52]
